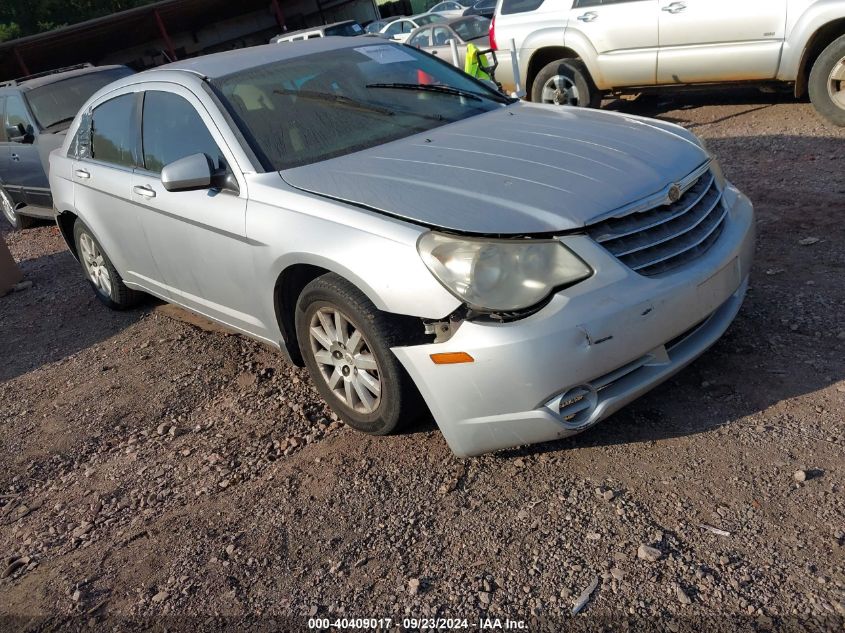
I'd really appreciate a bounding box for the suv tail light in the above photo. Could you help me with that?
[489,14,497,51]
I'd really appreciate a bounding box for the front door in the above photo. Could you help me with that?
[657,0,787,83]
[2,94,49,208]
[565,0,659,88]
[130,87,256,334]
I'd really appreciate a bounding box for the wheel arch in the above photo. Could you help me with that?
[56,210,80,259]
[525,46,584,101]
[795,18,845,98]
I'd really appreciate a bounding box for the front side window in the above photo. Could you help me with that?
[91,93,138,167]
[212,44,510,171]
[5,94,33,136]
[408,29,432,47]
[433,27,452,45]
[141,91,224,173]
[384,21,405,37]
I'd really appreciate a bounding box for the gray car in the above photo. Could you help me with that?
[0,64,134,229]
[49,39,754,457]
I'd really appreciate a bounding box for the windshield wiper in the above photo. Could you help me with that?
[273,88,395,116]
[365,83,484,102]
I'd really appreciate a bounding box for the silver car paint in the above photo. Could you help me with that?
[282,102,708,234]
[49,39,754,456]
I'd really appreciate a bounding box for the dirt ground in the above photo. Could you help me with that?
[1,89,845,632]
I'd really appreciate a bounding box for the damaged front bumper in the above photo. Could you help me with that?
[392,183,755,457]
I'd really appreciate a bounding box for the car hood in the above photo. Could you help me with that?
[280,103,709,234]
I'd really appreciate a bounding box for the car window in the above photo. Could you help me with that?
[325,22,364,36]
[384,21,404,36]
[0,96,6,142]
[408,29,432,47]
[416,14,446,25]
[432,27,452,46]
[402,21,416,33]
[5,94,33,135]
[91,93,137,168]
[452,17,490,41]
[501,0,545,14]
[212,45,506,171]
[141,91,225,174]
[478,0,496,7]
[25,67,134,130]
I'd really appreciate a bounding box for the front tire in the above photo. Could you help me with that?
[295,273,423,436]
[73,220,142,310]
[0,187,36,230]
[531,59,602,108]
[808,33,845,127]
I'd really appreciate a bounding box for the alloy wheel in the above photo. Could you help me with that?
[78,232,113,298]
[0,189,17,227]
[828,57,845,110]
[308,306,381,414]
[541,75,581,106]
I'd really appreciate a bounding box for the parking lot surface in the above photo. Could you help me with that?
[1,89,845,630]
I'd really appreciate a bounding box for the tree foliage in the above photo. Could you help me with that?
[0,0,159,42]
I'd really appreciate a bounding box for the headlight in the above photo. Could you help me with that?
[697,138,726,191]
[417,232,592,312]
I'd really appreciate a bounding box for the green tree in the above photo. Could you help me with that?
[0,0,160,40]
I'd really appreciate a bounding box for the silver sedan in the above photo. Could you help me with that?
[49,38,754,457]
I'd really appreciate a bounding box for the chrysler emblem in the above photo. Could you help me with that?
[667,183,682,203]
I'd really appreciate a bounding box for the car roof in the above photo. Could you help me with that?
[149,38,377,80]
[0,64,128,92]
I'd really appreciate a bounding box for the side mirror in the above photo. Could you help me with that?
[8,123,34,144]
[161,153,213,192]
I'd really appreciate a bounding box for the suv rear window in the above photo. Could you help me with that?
[500,0,545,14]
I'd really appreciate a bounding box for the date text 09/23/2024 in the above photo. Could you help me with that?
[307,617,528,630]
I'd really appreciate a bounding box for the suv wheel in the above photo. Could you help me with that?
[808,33,845,127]
[532,59,602,108]
[73,219,143,310]
[0,187,35,230]
[295,273,424,436]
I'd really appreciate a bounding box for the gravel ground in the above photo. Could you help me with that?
[1,88,845,632]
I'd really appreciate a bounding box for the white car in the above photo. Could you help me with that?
[380,14,447,43]
[426,0,470,17]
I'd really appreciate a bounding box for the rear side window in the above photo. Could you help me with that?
[141,91,224,173]
[500,0,545,14]
[91,93,137,168]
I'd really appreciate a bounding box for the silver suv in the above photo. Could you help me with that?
[491,0,845,126]
[0,64,134,229]
[49,39,754,457]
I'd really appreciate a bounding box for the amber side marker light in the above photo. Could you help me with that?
[430,352,475,365]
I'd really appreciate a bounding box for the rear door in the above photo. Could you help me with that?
[657,0,787,83]
[73,90,163,293]
[130,86,255,333]
[566,0,659,87]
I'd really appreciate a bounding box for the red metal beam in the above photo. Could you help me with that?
[13,48,30,76]
[270,0,285,29]
[154,9,178,61]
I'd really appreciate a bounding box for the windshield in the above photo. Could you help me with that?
[212,44,508,171]
[324,22,364,36]
[451,17,490,41]
[26,67,134,129]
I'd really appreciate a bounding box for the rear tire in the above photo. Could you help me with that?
[808,33,845,127]
[531,59,603,108]
[73,219,143,310]
[295,273,424,436]
[0,187,36,230]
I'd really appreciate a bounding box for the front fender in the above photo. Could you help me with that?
[780,0,845,80]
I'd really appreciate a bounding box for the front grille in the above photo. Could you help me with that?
[587,169,727,276]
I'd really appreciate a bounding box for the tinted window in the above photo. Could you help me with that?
[384,21,404,36]
[141,91,224,173]
[91,93,137,167]
[416,14,447,25]
[0,97,5,141]
[5,95,32,134]
[324,22,364,36]
[26,67,134,130]
[433,27,451,45]
[501,0,545,14]
[452,17,490,41]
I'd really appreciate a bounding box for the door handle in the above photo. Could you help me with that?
[133,185,156,198]
[74,169,90,179]
[577,11,598,22]
[662,2,686,13]
[10,153,20,162]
